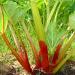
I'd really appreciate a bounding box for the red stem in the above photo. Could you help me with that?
[52,43,62,64]
[1,33,34,74]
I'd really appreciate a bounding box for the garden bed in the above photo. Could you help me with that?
[0,53,75,75]
[56,61,75,75]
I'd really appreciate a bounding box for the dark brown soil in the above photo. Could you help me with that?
[33,69,52,75]
[56,61,75,75]
[32,61,75,75]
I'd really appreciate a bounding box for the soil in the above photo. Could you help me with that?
[0,61,19,75]
[32,69,52,75]
[0,52,29,75]
[56,61,75,75]
[32,61,75,75]
[0,52,75,75]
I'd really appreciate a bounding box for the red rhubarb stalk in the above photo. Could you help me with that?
[19,50,32,73]
[52,43,62,64]
[39,41,49,71]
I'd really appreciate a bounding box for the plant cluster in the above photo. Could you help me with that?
[0,0,75,75]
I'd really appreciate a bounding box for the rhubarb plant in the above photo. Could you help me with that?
[0,0,75,75]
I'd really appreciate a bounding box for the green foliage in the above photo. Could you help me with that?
[57,0,75,25]
[70,42,75,60]
[47,22,65,54]
[0,7,8,34]
[0,36,8,52]
[3,1,23,24]
[0,0,75,61]
[69,11,75,30]
[0,0,74,50]
[1,0,75,74]
[30,1,46,41]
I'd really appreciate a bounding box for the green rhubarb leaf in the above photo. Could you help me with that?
[30,1,45,41]
[69,11,75,30]
[3,1,24,24]
[3,1,18,18]
[0,7,8,34]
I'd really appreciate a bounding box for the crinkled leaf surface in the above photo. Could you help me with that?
[3,1,18,17]
[3,1,29,24]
